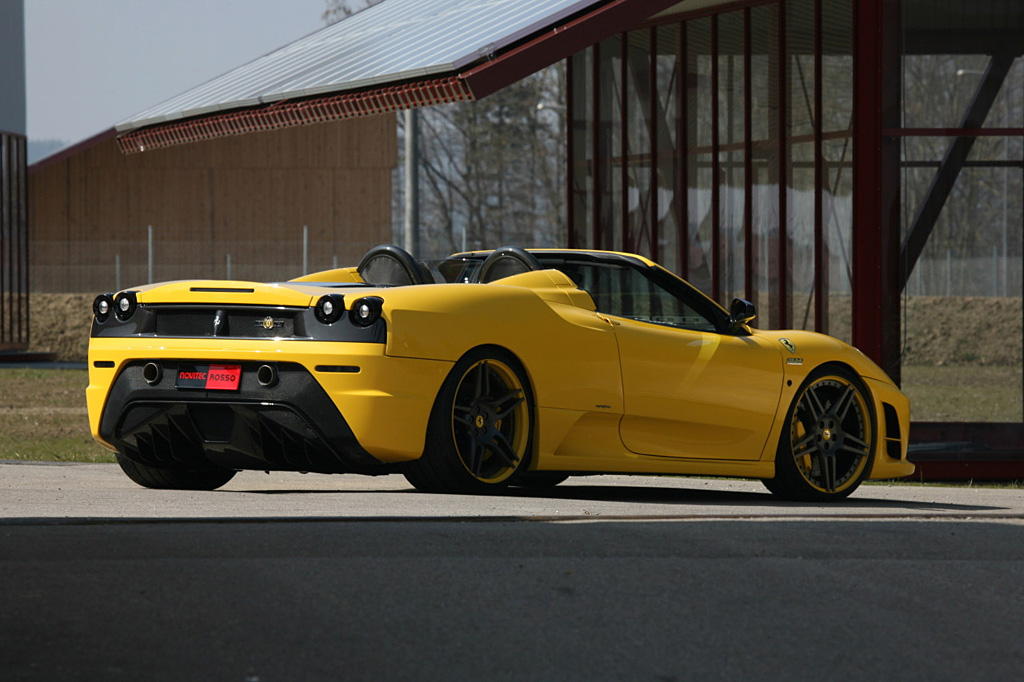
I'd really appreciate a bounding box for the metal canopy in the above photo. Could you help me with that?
[119,0,599,131]
[116,0,683,154]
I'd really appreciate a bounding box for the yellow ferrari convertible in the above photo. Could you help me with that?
[87,245,913,500]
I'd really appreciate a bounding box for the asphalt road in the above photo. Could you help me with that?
[3,463,1023,681]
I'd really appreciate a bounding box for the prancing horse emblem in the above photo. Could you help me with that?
[262,316,275,330]
[780,338,796,354]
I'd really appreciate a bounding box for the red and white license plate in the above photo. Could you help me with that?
[175,364,242,390]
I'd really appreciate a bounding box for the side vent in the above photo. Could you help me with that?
[882,403,903,460]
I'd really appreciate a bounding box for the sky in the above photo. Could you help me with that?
[25,0,330,145]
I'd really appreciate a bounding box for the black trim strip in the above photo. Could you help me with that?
[189,287,256,293]
[315,365,361,373]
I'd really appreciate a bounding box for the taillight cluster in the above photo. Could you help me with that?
[92,291,138,323]
[313,294,383,327]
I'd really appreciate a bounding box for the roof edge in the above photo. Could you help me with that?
[29,128,119,172]
[116,76,472,155]
[115,0,684,155]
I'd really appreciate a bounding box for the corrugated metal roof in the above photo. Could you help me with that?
[117,0,602,133]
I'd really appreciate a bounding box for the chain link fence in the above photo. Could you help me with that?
[908,251,1024,298]
[31,229,385,293]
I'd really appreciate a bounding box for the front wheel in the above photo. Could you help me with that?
[402,348,533,494]
[764,365,874,502]
[115,451,236,490]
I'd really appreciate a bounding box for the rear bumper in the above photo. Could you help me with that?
[99,360,387,474]
[88,338,453,470]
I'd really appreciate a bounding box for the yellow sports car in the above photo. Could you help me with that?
[87,245,913,500]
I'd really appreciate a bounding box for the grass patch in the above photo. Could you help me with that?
[0,368,114,463]
[901,364,1023,422]
[0,368,89,409]
[1,437,115,463]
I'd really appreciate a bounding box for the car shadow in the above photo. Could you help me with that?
[227,479,1007,513]
[504,483,1005,512]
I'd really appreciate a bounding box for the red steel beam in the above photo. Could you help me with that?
[460,0,686,101]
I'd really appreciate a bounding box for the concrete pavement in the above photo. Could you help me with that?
[3,463,1023,681]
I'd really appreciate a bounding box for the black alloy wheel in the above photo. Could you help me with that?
[403,347,533,494]
[764,365,874,501]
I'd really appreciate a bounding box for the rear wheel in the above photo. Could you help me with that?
[115,451,236,490]
[403,348,533,494]
[764,365,874,502]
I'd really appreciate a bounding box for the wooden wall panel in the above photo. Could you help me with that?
[28,161,67,237]
[28,114,396,292]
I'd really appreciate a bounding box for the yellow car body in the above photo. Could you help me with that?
[87,246,913,499]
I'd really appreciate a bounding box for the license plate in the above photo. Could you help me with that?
[175,364,242,390]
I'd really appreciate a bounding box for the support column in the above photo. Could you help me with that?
[852,0,902,383]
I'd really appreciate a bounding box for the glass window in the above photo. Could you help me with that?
[655,25,681,272]
[625,30,653,256]
[786,0,815,332]
[750,4,780,329]
[718,11,746,309]
[569,48,594,249]
[537,256,722,333]
[896,1,1024,425]
[686,18,714,295]
[597,37,623,251]
[900,136,1023,423]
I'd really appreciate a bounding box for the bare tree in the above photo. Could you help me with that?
[408,64,566,256]
[322,0,379,24]
[323,0,567,258]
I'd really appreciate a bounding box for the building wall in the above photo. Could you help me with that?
[1,0,28,350]
[29,114,396,292]
[568,1,856,343]
[0,0,26,136]
[567,0,1023,471]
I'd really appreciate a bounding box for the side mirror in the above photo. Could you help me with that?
[729,298,756,331]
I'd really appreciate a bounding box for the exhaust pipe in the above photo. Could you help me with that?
[257,364,279,388]
[142,362,162,385]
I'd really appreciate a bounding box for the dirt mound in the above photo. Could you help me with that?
[904,296,1022,366]
[28,294,94,363]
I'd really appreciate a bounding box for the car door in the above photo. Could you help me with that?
[611,318,783,460]
[575,259,784,461]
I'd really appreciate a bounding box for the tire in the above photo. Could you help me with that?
[402,347,534,494]
[115,451,236,490]
[764,364,875,502]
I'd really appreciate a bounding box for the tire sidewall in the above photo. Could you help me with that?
[771,363,876,501]
[424,346,535,493]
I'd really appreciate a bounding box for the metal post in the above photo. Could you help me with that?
[115,254,121,292]
[404,109,420,256]
[1002,109,1009,298]
[148,225,154,284]
[302,225,309,274]
[993,244,998,297]
[946,249,952,297]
